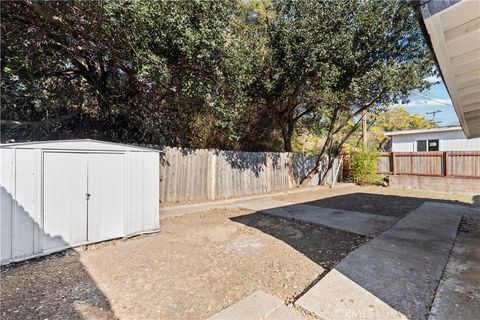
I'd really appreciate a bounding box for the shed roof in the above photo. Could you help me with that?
[0,139,160,152]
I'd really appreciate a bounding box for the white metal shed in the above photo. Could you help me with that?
[1,139,160,264]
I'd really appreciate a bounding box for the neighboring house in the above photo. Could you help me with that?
[385,126,480,152]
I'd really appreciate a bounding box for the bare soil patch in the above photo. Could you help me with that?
[1,207,367,320]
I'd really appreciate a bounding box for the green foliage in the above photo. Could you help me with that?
[375,106,436,131]
[1,0,236,145]
[350,148,381,185]
[369,106,436,149]
[1,0,436,155]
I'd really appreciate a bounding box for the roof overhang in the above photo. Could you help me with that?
[414,0,480,138]
[384,126,463,136]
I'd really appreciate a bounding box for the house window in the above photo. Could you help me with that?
[417,140,427,151]
[417,139,439,151]
[428,139,439,151]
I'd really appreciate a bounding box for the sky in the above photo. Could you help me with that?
[397,76,459,127]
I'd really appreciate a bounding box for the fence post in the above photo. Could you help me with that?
[210,150,217,199]
[287,153,294,188]
[392,152,396,175]
[265,153,271,192]
[444,151,449,177]
[410,152,414,174]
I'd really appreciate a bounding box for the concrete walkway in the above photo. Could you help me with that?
[159,184,355,219]
[428,212,480,320]
[233,199,399,237]
[207,290,306,320]
[295,202,473,320]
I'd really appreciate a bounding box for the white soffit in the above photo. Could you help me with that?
[423,0,480,138]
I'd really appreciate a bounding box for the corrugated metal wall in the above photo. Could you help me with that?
[0,141,159,264]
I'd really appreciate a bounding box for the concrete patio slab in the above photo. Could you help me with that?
[295,202,469,320]
[429,212,480,320]
[232,199,295,212]
[206,290,308,320]
[159,184,356,219]
[265,304,307,320]
[296,269,407,320]
[234,200,399,237]
[206,290,283,320]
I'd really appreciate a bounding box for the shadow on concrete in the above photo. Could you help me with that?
[473,195,480,207]
[0,187,116,320]
[302,192,474,218]
[231,193,477,319]
[231,212,369,272]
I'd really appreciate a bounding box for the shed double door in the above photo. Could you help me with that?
[43,152,125,252]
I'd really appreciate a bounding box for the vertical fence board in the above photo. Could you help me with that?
[378,151,480,178]
[158,147,332,203]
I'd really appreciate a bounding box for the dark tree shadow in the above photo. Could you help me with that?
[301,192,476,218]
[221,150,269,177]
[473,195,480,207]
[231,213,370,272]
[231,192,477,318]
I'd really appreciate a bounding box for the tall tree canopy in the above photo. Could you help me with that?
[1,0,235,145]
[368,106,436,150]
[1,0,435,165]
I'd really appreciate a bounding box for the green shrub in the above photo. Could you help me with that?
[350,147,381,185]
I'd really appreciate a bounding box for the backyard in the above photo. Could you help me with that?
[1,185,476,320]
[2,1,480,319]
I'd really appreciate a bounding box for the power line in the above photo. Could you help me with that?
[418,94,454,107]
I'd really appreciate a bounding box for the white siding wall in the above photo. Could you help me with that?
[1,149,14,261]
[392,130,480,152]
[128,151,160,235]
[0,140,159,264]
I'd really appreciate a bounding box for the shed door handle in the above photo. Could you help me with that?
[86,193,91,200]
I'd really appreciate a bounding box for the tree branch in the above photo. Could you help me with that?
[1,111,81,127]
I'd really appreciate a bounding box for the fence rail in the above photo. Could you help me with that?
[378,151,480,178]
[159,147,340,203]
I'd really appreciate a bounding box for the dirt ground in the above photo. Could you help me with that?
[1,207,367,320]
[1,185,475,320]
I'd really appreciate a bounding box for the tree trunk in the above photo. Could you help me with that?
[319,155,337,185]
[299,114,337,187]
[299,136,332,187]
[362,109,368,147]
[282,118,294,152]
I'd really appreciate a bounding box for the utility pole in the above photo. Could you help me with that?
[362,109,368,147]
[426,109,442,124]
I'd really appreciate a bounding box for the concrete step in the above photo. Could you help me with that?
[234,200,399,237]
[206,290,309,320]
[295,202,471,320]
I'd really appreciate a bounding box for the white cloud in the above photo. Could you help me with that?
[425,75,442,83]
[394,98,453,109]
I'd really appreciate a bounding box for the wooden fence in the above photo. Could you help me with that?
[159,147,339,203]
[378,151,480,178]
